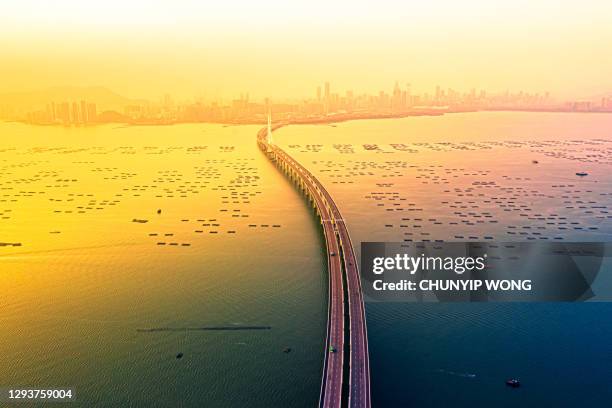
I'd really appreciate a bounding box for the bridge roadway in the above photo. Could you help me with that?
[257,126,371,408]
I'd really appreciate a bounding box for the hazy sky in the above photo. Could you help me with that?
[2,0,612,101]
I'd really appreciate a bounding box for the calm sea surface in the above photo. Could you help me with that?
[2,112,612,407]
[0,123,326,407]
[277,112,612,407]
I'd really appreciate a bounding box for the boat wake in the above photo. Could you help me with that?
[434,369,477,378]
[137,326,272,332]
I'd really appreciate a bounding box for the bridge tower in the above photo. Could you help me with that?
[266,111,273,146]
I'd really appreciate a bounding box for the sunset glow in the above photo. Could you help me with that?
[2,0,612,100]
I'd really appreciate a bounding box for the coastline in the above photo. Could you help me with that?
[10,107,612,129]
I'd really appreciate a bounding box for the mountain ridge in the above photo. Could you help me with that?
[0,86,146,110]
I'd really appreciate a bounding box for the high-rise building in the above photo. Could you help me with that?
[392,81,402,111]
[71,102,80,124]
[46,103,55,122]
[87,103,97,122]
[80,100,88,123]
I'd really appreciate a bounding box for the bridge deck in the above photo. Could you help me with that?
[257,125,370,408]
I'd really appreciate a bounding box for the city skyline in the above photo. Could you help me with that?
[5,81,612,127]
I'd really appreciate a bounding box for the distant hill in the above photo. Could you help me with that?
[0,86,146,111]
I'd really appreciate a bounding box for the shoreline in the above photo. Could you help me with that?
[6,108,612,130]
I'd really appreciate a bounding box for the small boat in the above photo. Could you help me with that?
[329,345,337,353]
[132,218,148,223]
[576,172,588,177]
[157,209,162,214]
[505,379,520,388]
[176,352,184,359]
[283,347,291,353]
[532,160,539,164]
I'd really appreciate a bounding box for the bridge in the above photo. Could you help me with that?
[257,117,371,408]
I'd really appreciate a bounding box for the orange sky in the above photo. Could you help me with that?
[2,0,612,101]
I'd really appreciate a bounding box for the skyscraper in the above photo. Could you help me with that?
[87,103,97,122]
[80,100,88,123]
[71,102,80,124]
